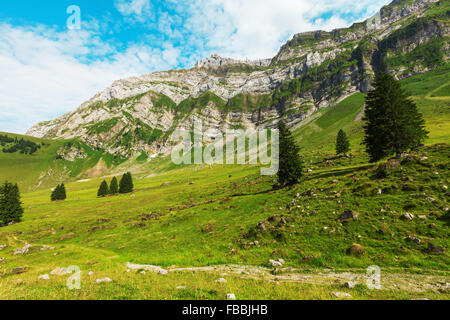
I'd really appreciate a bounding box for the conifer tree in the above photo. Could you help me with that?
[277,121,303,187]
[363,72,428,162]
[0,181,24,225]
[336,129,350,155]
[51,184,67,201]
[59,183,67,200]
[97,180,109,197]
[109,177,119,195]
[119,172,134,194]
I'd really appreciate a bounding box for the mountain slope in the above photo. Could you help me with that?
[26,0,449,161]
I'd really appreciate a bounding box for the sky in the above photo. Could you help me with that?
[0,0,391,134]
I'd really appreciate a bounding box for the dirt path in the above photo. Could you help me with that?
[127,263,450,293]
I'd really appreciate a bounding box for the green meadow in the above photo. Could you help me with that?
[0,69,449,300]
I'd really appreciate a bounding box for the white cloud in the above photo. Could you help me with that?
[115,0,152,17]
[178,0,391,60]
[0,23,181,133]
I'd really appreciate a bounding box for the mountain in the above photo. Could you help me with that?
[26,0,449,161]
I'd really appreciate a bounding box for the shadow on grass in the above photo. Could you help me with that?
[307,164,375,180]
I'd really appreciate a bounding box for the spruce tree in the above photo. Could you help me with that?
[0,181,24,225]
[277,121,303,187]
[109,177,119,195]
[59,184,67,200]
[336,129,350,155]
[119,172,134,194]
[97,180,109,197]
[363,73,428,162]
[51,184,67,201]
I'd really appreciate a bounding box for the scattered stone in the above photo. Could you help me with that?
[14,244,32,255]
[0,257,5,263]
[269,259,283,267]
[176,286,187,290]
[426,197,436,202]
[50,267,72,276]
[227,293,236,300]
[278,258,285,265]
[442,185,448,191]
[406,236,421,244]
[11,267,28,274]
[347,243,366,256]
[344,281,357,289]
[403,213,415,221]
[0,245,7,251]
[215,278,227,283]
[340,210,360,220]
[38,274,50,280]
[418,215,427,220]
[96,278,112,283]
[331,292,352,299]
[377,189,383,195]
[126,262,168,275]
[88,271,94,276]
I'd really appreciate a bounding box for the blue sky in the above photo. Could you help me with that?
[0,0,391,133]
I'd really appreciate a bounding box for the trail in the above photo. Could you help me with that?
[126,263,450,294]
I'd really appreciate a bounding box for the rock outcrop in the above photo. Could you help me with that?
[26,0,448,159]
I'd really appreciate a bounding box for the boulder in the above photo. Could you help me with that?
[347,243,366,256]
[340,210,360,220]
[14,244,32,255]
[227,293,236,300]
[38,274,50,280]
[344,281,357,289]
[331,292,352,299]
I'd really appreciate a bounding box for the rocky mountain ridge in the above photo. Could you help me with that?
[27,0,448,159]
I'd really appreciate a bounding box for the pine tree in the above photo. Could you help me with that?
[97,180,109,197]
[336,129,350,155]
[363,73,428,162]
[119,172,134,194]
[51,184,67,201]
[109,177,119,195]
[59,184,67,200]
[277,121,303,187]
[0,181,24,225]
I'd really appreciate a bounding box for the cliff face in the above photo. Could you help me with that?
[27,0,449,158]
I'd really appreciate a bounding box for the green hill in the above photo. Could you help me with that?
[0,67,449,299]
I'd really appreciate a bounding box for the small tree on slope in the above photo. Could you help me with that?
[97,180,109,197]
[119,172,134,194]
[277,121,303,187]
[109,177,119,195]
[336,129,350,155]
[363,73,428,162]
[0,181,24,225]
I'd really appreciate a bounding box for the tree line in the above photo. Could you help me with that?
[98,172,134,197]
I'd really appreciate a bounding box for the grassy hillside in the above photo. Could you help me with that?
[0,142,448,299]
[0,67,448,300]
[293,64,450,154]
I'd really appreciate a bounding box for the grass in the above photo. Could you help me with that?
[0,65,449,300]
